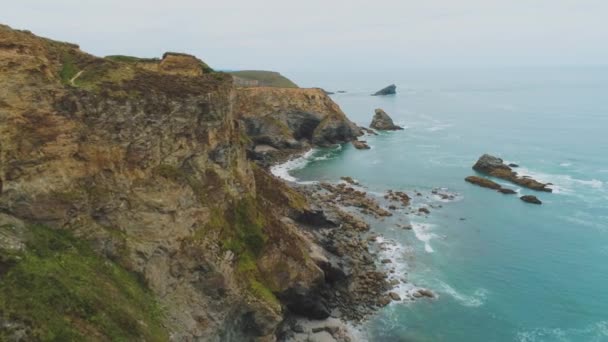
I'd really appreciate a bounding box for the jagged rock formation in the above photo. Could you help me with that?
[371,84,396,96]
[0,25,358,341]
[370,108,403,130]
[473,154,552,192]
[465,176,516,194]
[235,87,362,160]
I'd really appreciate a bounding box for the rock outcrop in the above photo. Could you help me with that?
[372,84,396,96]
[520,195,542,205]
[473,154,552,192]
[0,25,367,341]
[465,176,516,194]
[352,140,370,149]
[370,108,403,130]
[235,87,362,160]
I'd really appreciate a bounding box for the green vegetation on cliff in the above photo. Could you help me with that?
[0,225,168,341]
[229,70,298,88]
[104,55,160,63]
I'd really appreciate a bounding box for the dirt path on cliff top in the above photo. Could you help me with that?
[70,70,84,86]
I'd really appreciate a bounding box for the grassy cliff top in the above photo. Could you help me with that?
[229,70,298,88]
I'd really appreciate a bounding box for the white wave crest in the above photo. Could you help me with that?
[269,149,315,182]
[516,320,608,342]
[411,222,438,253]
[375,236,418,299]
[438,281,488,307]
[514,166,604,195]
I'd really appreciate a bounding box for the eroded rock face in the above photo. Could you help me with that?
[372,84,396,96]
[235,87,362,152]
[370,108,403,130]
[0,25,326,341]
[158,52,210,76]
[473,154,552,192]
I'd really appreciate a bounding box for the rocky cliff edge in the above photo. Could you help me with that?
[0,24,359,341]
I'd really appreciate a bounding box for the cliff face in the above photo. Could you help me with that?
[235,87,361,157]
[0,25,341,341]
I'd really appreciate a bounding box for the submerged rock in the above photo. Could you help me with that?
[473,154,552,192]
[372,84,396,96]
[520,195,542,205]
[370,108,403,131]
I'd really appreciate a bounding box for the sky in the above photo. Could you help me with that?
[2,0,608,72]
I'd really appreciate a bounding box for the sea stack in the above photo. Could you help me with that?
[472,154,552,192]
[370,108,403,130]
[372,84,396,96]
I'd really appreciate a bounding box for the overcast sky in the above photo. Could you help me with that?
[3,1,607,71]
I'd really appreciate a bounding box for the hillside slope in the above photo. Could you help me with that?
[229,70,298,88]
[0,24,362,341]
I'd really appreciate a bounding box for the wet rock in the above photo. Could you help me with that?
[372,84,396,96]
[520,195,542,205]
[465,176,501,190]
[359,127,378,135]
[385,190,411,207]
[465,175,517,195]
[498,188,517,194]
[472,154,552,192]
[352,140,370,149]
[418,207,430,215]
[370,108,403,131]
[508,163,519,168]
[377,296,392,306]
[413,289,435,298]
[389,292,401,301]
[381,259,392,264]
[281,285,331,320]
[340,176,359,185]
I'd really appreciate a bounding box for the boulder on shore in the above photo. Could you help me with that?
[520,195,542,205]
[372,84,396,96]
[473,154,552,192]
[370,109,403,131]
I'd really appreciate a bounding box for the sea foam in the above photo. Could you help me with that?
[411,222,439,253]
[269,149,315,183]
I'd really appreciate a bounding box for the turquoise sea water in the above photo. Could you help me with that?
[284,68,608,341]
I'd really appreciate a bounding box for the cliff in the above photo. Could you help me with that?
[229,70,298,88]
[0,25,358,341]
[236,87,361,161]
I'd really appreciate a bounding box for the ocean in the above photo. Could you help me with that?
[278,67,608,341]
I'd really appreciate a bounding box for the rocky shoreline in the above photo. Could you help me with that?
[267,151,438,341]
